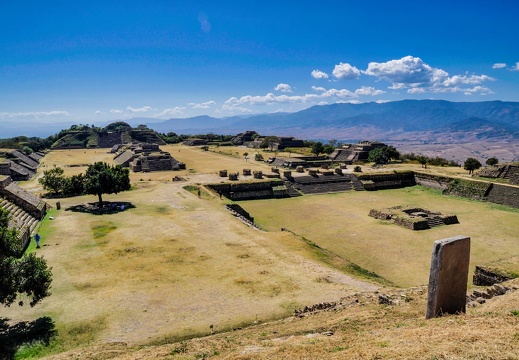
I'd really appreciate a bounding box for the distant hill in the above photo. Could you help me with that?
[148,100,519,142]
[51,122,165,149]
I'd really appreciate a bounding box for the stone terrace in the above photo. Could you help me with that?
[289,173,363,194]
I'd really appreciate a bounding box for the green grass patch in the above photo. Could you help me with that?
[90,221,117,239]
[15,316,107,359]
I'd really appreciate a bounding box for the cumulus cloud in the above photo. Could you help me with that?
[154,107,186,117]
[365,56,494,95]
[110,109,123,113]
[311,86,326,92]
[492,63,507,69]
[311,70,329,79]
[512,62,519,71]
[354,86,386,96]
[0,110,69,119]
[332,62,361,80]
[188,101,216,109]
[95,110,102,115]
[127,106,152,113]
[274,83,293,93]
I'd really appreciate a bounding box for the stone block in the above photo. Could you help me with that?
[426,235,470,319]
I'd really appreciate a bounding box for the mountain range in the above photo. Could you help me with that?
[2,100,519,143]
[146,100,519,142]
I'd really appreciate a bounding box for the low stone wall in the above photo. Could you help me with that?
[225,204,254,223]
[485,183,519,208]
[473,266,515,286]
[207,181,287,200]
[443,178,491,200]
[414,172,454,190]
[356,171,416,190]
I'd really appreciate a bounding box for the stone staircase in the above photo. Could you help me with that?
[290,174,355,194]
[426,216,444,228]
[0,198,40,252]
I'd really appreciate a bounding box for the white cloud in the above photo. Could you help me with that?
[365,56,446,84]
[311,69,329,79]
[512,62,519,71]
[95,110,102,115]
[154,107,186,117]
[127,106,152,113]
[365,56,494,95]
[332,62,361,80]
[110,109,123,113]
[0,110,69,119]
[441,74,494,87]
[492,63,507,69]
[274,83,293,93]
[188,101,216,109]
[354,86,386,96]
[311,86,326,92]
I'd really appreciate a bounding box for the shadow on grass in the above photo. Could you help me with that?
[65,201,135,215]
[0,316,56,360]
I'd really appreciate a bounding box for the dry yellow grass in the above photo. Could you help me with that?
[7,147,519,359]
[240,186,519,287]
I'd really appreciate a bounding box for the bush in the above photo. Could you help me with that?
[354,166,362,172]
[255,153,264,161]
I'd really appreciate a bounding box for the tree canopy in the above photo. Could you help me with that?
[83,162,131,204]
[0,209,52,307]
[260,136,280,152]
[463,157,482,174]
[368,146,400,164]
[485,157,499,166]
[311,141,324,156]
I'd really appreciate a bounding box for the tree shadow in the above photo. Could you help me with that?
[0,316,56,360]
[64,201,135,215]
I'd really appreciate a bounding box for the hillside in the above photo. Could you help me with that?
[51,122,165,149]
[149,100,519,141]
[46,280,519,359]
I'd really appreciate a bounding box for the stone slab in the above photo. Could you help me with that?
[426,235,470,319]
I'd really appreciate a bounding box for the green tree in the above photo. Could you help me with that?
[83,162,131,205]
[323,144,336,155]
[311,141,324,156]
[368,146,400,164]
[39,167,67,196]
[463,157,482,174]
[486,157,499,166]
[22,146,34,155]
[416,155,428,168]
[260,136,280,152]
[0,209,52,307]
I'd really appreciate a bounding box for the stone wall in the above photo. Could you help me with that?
[356,171,416,190]
[414,172,454,190]
[207,181,287,200]
[443,179,491,200]
[485,183,519,208]
[473,266,514,286]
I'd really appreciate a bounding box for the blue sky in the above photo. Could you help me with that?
[1,0,519,125]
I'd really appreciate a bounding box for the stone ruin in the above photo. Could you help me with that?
[473,266,515,286]
[0,175,49,253]
[369,206,459,230]
[113,142,185,172]
[477,164,519,185]
[0,150,45,181]
[329,140,387,164]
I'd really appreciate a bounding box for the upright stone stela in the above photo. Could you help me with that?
[426,235,471,319]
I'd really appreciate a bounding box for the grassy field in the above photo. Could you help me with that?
[6,145,519,358]
[6,145,377,357]
[240,186,519,287]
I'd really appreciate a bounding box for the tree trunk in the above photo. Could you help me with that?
[98,193,103,206]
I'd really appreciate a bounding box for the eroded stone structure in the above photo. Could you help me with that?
[369,206,459,230]
[0,175,49,252]
[329,140,387,164]
[114,143,184,172]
